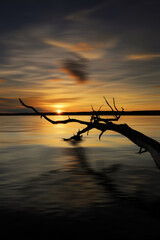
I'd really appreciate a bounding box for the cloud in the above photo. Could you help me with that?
[0,79,6,82]
[150,85,160,88]
[45,78,63,82]
[44,38,109,59]
[0,97,22,112]
[45,39,94,52]
[43,97,80,104]
[66,7,96,23]
[45,39,74,51]
[0,97,47,113]
[65,2,106,23]
[60,56,89,84]
[126,54,160,61]
[72,42,94,51]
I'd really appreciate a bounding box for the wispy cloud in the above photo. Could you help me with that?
[71,42,94,51]
[43,97,81,104]
[150,85,160,88]
[0,79,6,82]
[45,78,63,82]
[65,2,106,23]
[0,97,22,112]
[44,38,116,60]
[126,53,160,61]
[45,39,94,52]
[66,7,97,22]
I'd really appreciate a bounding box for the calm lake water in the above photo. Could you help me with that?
[0,115,160,237]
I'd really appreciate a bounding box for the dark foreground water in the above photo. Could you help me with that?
[0,116,160,238]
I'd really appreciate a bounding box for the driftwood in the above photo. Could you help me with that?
[19,98,160,169]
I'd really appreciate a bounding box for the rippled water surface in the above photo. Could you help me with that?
[0,116,160,236]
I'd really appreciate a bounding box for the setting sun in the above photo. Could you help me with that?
[57,109,61,114]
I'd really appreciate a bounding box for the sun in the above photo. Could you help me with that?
[57,109,61,114]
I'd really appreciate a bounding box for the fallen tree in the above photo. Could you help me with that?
[19,98,160,169]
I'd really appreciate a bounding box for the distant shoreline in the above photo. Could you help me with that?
[0,110,160,116]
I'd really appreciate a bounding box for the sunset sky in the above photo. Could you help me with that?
[0,0,160,113]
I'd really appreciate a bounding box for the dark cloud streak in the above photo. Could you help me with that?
[61,55,89,83]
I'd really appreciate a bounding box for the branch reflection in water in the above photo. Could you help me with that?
[65,146,125,202]
[64,145,160,212]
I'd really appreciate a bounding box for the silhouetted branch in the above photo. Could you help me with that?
[103,97,123,121]
[103,96,114,112]
[99,130,107,140]
[19,98,43,116]
[137,147,148,154]
[19,98,89,126]
[19,98,160,169]
[113,98,118,112]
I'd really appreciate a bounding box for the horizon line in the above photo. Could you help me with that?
[0,110,160,116]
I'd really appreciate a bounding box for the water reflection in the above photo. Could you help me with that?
[0,143,160,214]
[65,147,160,209]
[65,147,125,201]
[0,116,160,237]
[0,143,160,237]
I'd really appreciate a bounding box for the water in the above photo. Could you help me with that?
[0,115,160,237]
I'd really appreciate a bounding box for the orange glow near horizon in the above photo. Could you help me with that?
[1,64,160,113]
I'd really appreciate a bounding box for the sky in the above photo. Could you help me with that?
[0,0,160,113]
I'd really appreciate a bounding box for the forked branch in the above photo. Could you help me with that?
[19,98,160,169]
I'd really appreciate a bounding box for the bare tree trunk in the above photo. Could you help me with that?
[105,122,160,169]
